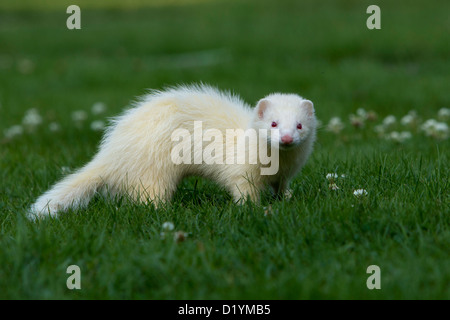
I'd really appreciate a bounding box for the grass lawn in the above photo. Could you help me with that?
[0,0,449,299]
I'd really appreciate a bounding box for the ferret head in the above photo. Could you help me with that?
[252,93,316,150]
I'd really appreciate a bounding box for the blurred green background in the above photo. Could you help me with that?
[0,0,448,300]
[1,0,448,123]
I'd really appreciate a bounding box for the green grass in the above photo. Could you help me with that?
[0,0,449,299]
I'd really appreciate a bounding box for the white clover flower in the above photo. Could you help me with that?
[71,110,88,122]
[421,119,449,139]
[162,222,174,231]
[437,108,450,121]
[4,125,23,139]
[420,119,437,134]
[356,108,368,119]
[400,131,412,140]
[434,122,449,139]
[263,205,273,216]
[353,189,368,197]
[174,231,188,243]
[326,117,344,134]
[326,173,338,180]
[387,131,400,141]
[22,108,42,128]
[91,102,106,115]
[386,131,412,143]
[382,115,396,128]
[329,183,339,190]
[60,166,72,174]
[341,174,346,178]
[400,111,418,127]
[48,122,60,132]
[349,114,365,128]
[90,120,105,131]
[401,114,414,126]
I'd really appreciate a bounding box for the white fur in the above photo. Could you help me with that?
[28,84,316,219]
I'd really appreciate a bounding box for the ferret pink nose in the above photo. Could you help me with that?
[281,135,293,145]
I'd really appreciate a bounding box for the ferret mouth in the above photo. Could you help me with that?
[278,141,300,150]
[266,138,300,150]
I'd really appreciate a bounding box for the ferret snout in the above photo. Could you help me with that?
[281,134,294,145]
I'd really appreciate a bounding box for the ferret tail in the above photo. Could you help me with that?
[28,162,105,220]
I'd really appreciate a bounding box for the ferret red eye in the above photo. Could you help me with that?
[297,123,302,130]
[271,122,277,128]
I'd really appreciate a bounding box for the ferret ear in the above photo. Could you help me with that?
[257,99,270,119]
[301,100,315,117]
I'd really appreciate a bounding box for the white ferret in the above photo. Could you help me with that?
[29,84,317,219]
